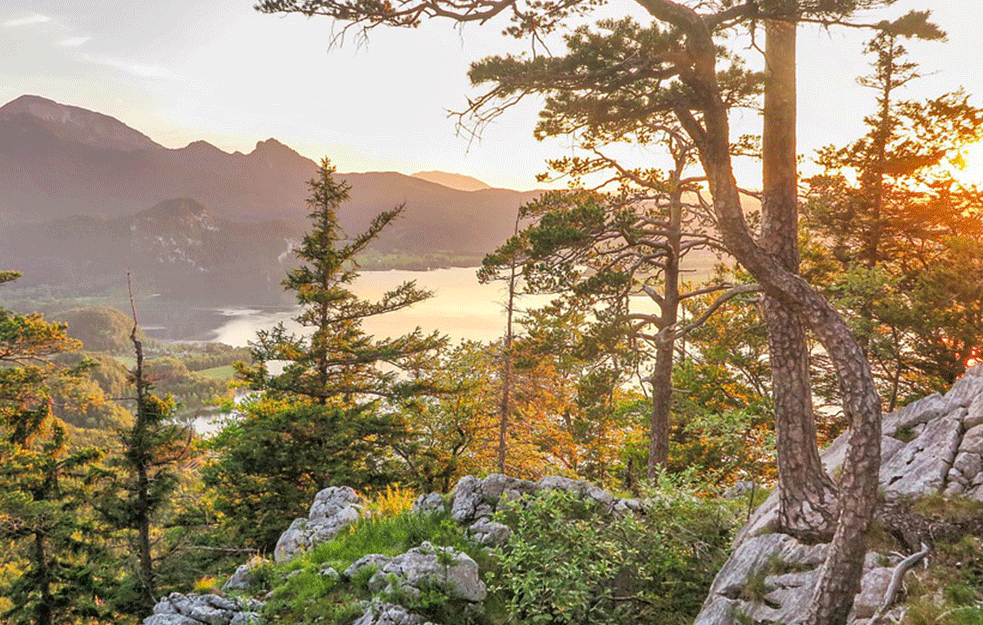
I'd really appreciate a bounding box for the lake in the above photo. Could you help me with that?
[208,266,555,347]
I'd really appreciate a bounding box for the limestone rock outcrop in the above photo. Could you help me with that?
[696,365,983,625]
[143,593,262,625]
[273,486,365,562]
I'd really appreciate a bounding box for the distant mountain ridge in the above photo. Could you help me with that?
[0,94,537,236]
[0,95,541,301]
[411,171,491,192]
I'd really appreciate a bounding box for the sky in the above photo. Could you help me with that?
[1,1,981,190]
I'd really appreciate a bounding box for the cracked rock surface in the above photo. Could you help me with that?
[696,365,983,625]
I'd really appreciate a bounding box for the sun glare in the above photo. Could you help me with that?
[952,141,983,186]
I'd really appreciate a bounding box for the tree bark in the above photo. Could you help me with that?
[762,14,838,540]
[635,3,882,623]
[498,220,520,474]
[34,532,53,625]
[646,150,684,477]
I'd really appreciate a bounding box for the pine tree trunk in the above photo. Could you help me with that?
[34,532,53,625]
[647,340,673,472]
[646,150,684,478]
[762,15,838,540]
[641,4,882,623]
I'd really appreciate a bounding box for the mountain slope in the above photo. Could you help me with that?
[0,95,538,259]
[0,198,294,302]
[411,170,491,192]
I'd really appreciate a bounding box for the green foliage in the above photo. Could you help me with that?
[0,273,115,625]
[492,480,736,625]
[803,29,983,409]
[235,158,443,406]
[204,398,407,550]
[51,307,134,354]
[260,509,477,625]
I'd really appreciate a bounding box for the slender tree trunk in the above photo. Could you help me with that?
[129,276,156,611]
[638,4,882,623]
[762,14,838,540]
[648,340,674,472]
[34,532,53,625]
[497,220,520,474]
[646,160,684,477]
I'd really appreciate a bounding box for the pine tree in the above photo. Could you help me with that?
[0,271,111,625]
[236,158,444,405]
[211,159,444,548]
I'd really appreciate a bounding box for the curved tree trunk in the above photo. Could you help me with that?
[636,3,883,623]
[762,15,839,540]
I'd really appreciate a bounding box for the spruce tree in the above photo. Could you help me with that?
[236,158,444,405]
[211,160,444,549]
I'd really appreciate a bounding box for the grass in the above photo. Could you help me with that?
[257,509,487,625]
[111,354,137,369]
[196,364,236,381]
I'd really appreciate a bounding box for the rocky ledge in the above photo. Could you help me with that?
[145,474,639,625]
[695,365,983,625]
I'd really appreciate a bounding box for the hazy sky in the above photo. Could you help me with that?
[1,1,980,190]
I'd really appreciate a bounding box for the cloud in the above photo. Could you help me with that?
[82,54,181,81]
[3,13,51,27]
[58,36,90,47]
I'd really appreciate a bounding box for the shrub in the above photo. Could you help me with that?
[491,476,736,625]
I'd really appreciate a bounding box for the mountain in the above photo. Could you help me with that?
[0,95,538,257]
[411,171,491,192]
[0,198,294,302]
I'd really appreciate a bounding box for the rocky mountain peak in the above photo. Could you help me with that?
[0,94,161,153]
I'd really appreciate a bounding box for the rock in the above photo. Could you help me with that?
[945,481,967,496]
[966,393,983,430]
[468,517,512,547]
[968,484,983,502]
[411,492,446,515]
[751,568,822,624]
[450,474,538,524]
[944,374,983,410]
[703,533,826,602]
[223,559,267,593]
[880,416,962,499]
[371,542,486,603]
[693,597,741,625]
[320,565,340,581]
[613,498,646,514]
[882,393,946,438]
[344,554,394,581]
[142,593,263,625]
[953,452,983,479]
[725,480,758,498]
[948,468,969,487]
[960,424,983,455]
[352,602,434,625]
[536,476,616,508]
[273,487,364,562]
[850,566,894,619]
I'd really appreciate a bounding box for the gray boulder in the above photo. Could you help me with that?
[369,542,487,604]
[352,602,435,625]
[274,486,364,562]
[411,492,446,515]
[468,517,512,547]
[881,415,962,498]
[143,593,262,625]
[344,554,394,581]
